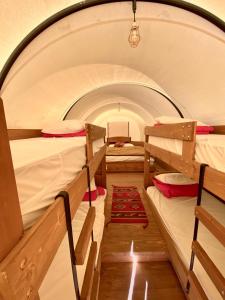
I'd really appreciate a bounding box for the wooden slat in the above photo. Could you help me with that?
[107,136,131,144]
[195,207,225,247]
[86,124,106,161]
[145,122,196,141]
[95,155,106,188]
[75,207,96,265]
[106,146,144,156]
[90,270,100,300]
[188,271,208,300]
[182,139,196,162]
[213,125,225,135]
[81,242,97,300]
[8,129,42,140]
[192,241,225,299]
[0,168,88,300]
[88,145,106,180]
[0,98,23,262]
[145,143,200,180]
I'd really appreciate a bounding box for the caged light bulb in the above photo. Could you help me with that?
[128,21,140,48]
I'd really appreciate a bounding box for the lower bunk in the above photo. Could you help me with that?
[143,186,225,300]
[40,191,106,299]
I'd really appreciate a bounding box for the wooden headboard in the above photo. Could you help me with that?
[107,136,131,144]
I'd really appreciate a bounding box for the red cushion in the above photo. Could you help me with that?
[82,186,105,201]
[152,178,198,198]
[42,129,86,138]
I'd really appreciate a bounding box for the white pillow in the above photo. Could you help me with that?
[124,143,134,147]
[155,173,197,185]
[154,116,208,126]
[42,120,84,134]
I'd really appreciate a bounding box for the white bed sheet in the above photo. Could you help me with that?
[147,187,225,300]
[10,137,104,228]
[39,192,106,300]
[149,134,225,172]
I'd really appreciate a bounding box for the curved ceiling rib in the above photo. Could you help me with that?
[63,82,184,119]
[0,0,224,89]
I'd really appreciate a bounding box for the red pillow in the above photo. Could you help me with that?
[152,177,198,198]
[196,126,214,134]
[42,129,86,138]
[82,186,105,201]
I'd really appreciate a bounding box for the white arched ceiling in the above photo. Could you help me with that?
[0,2,225,127]
[0,0,224,72]
[65,83,182,121]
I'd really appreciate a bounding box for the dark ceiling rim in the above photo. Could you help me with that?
[63,83,184,118]
[0,0,224,90]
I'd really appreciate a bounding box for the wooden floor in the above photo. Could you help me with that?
[99,262,186,300]
[99,173,185,300]
[102,173,168,262]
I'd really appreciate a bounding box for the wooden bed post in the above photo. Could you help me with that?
[0,98,23,262]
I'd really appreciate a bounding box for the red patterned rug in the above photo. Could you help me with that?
[111,185,148,224]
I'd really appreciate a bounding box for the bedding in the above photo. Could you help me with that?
[106,155,144,162]
[147,187,225,300]
[39,191,106,300]
[42,119,84,135]
[148,134,225,172]
[10,137,104,228]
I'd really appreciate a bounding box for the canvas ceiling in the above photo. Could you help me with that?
[0,1,225,128]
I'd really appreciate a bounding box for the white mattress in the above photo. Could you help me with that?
[147,187,225,300]
[149,134,225,172]
[106,155,144,162]
[39,192,106,300]
[10,137,104,228]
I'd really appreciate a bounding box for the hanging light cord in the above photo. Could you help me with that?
[132,0,136,22]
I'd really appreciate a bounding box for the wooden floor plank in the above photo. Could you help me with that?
[99,262,186,300]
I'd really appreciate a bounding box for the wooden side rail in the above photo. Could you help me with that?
[107,136,131,144]
[192,241,225,299]
[145,122,196,141]
[187,271,208,300]
[195,207,225,247]
[0,98,23,262]
[213,125,225,135]
[106,146,144,156]
[145,143,225,201]
[86,124,106,161]
[8,129,42,140]
[0,169,88,300]
[90,270,100,300]
[75,207,96,265]
[81,242,97,300]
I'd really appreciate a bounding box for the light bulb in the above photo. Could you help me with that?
[128,21,140,48]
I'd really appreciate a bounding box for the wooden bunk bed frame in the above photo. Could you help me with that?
[143,121,225,300]
[0,98,106,300]
[106,136,144,173]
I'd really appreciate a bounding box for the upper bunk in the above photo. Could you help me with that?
[144,121,225,201]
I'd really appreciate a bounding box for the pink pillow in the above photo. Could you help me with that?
[42,129,86,138]
[152,177,198,198]
[82,186,105,201]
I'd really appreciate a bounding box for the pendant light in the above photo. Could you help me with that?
[128,0,140,48]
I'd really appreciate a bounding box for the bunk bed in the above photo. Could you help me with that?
[143,121,225,300]
[0,98,106,300]
[106,136,144,172]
